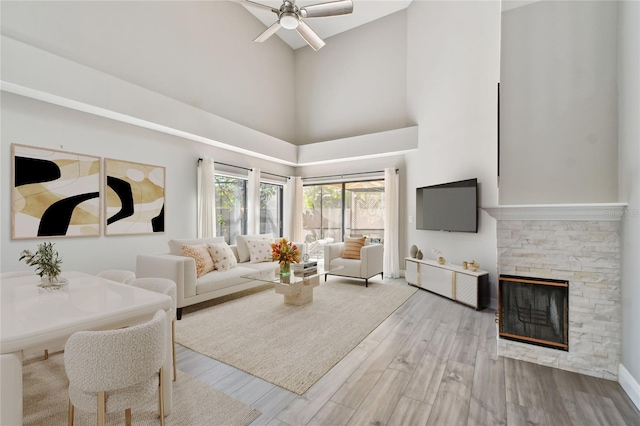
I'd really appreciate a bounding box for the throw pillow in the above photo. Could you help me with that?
[168,237,225,256]
[247,239,273,263]
[342,236,366,260]
[235,234,273,263]
[181,244,215,278]
[207,243,238,272]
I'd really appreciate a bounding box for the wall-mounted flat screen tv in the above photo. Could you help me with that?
[416,178,478,233]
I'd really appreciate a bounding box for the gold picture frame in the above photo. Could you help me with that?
[11,143,101,239]
[104,158,165,235]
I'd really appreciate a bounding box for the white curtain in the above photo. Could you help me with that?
[247,168,261,235]
[384,168,400,278]
[197,158,216,238]
[284,176,304,243]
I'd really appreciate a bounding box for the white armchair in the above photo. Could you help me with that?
[324,242,384,287]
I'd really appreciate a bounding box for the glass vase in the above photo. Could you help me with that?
[37,275,68,290]
[280,263,291,284]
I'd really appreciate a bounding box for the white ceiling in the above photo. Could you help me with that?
[240,0,413,50]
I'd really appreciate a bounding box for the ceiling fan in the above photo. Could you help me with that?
[243,0,354,51]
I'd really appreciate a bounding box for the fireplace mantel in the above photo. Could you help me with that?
[483,203,627,221]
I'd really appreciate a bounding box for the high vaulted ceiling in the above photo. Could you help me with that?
[240,0,413,50]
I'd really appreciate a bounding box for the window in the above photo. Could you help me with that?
[214,175,283,244]
[215,176,246,244]
[260,182,283,237]
[302,180,385,245]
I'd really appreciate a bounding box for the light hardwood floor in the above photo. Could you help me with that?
[176,277,640,426]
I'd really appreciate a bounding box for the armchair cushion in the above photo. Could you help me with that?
[181,244,215,278]
[342,237,366,260]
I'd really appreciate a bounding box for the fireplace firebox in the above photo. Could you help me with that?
[499,275,569,351]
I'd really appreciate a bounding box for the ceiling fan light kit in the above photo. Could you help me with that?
[244,0,354,51]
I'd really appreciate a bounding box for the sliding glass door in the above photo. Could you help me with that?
[302,183,343,243]
[302,179,385,245]
[344,180,385,239]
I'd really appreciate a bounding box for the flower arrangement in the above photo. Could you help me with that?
[270,238,301,267]
[19,241,63,283]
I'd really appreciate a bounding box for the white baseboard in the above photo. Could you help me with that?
[619,363,640,411]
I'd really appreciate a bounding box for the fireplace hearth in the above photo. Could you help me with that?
[499,275,569,350]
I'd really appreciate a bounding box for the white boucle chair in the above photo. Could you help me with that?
[96,269,136,284]
[64,309,167,426]
[131,277,178,381]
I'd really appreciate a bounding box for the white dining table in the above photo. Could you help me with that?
[0,271,174,425]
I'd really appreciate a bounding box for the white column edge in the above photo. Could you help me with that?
[619,363,640,411]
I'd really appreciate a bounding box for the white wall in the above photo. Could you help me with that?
[1,93,295,274]
[0,1,296,142]
[618,0,640,394]
[294,9,409,145]
[499,1,619,204]
[405,1,500,304]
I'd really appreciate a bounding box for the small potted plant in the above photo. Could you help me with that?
[19,241,66,287]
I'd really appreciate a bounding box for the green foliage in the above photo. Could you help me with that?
[19,241,62,281]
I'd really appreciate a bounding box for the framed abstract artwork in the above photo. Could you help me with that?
[11,144,101,239]
[104,158,165,235]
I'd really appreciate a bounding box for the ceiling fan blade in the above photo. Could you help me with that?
[242,0,279,14]
[254,21,282,42]
[296,20,325,51]
[299,0,353,18]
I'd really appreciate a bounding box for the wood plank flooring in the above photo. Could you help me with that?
[176,277,640,425]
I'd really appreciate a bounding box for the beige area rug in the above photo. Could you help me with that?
[177,279,417,394]
[23,352,261,426]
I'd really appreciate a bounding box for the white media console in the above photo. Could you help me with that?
[405,257,489,310]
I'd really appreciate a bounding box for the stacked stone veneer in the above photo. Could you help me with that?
[497,220,621,380]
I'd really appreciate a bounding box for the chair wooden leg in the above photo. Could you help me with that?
[125,408,132,426]
[44,349,49,360]
[158,367,165,426]
[68,400,74,426]
[97,391,106,426]
[172,320,177,381]
[365,278,368,287]
[324,274,327,282]
[176,308,182,321]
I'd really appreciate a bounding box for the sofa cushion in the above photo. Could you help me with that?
[207,243,237,272]
[247,239,273,263]
[235,234,272,263]
[243,261,279,275]
[169,237,225,256]
[342,237,366,260]
[195,266,257,294]
[181,244,215,278]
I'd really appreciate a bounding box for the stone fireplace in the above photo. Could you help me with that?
[485,203,626,380]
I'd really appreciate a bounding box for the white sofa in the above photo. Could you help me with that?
[136,236,305,319]
[324,241,384,287]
